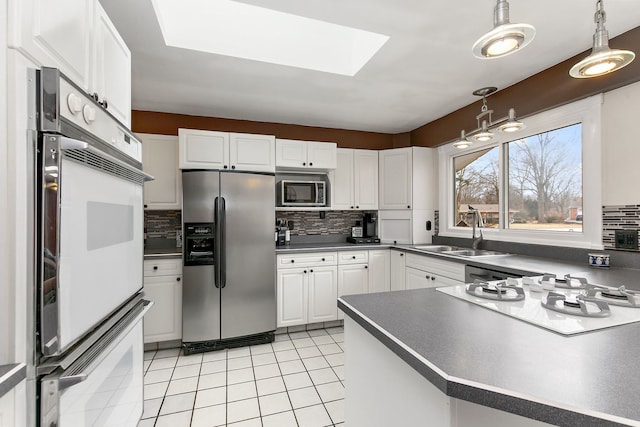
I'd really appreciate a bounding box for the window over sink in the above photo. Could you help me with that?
[440,95,602,249]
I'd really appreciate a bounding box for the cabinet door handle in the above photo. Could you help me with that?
[350,206,354,209]
[356,206,359,209]
[153,266,158,270]
[364,265,368,269]
[426,275,430,279]
[321,258,325,261]
[431,276,436,281]
[176,277,181,282]
[224,165,228,169]
[310,269,314,273]
[231,165,236,169]
[302,162,306,166]
[407,205,411,209]
[352,256,356,259]
[399,253,404,257]
[309,162,313,166]
[291,260,295,263]
[304,270,308,274]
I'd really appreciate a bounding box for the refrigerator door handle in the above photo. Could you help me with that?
[219,196,227,288]
[214,197,221,289]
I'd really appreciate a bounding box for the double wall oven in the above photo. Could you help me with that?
[30,68,152,426]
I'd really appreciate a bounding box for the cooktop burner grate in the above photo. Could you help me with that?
[541,292,611,318]
[584,286,640,308]
[466,280,525,301]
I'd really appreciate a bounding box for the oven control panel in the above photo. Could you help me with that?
[49,68,142,163]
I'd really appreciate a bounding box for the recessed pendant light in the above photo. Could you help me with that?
[569,0,635,78]
[472,0,535,59]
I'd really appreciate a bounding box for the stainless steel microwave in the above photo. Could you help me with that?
[278,180,326,207]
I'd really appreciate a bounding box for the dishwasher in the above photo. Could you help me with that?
[464,265,522,283]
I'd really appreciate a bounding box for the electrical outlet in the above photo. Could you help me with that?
[615,230,638,250]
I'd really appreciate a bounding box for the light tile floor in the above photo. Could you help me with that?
[139,327,345,427]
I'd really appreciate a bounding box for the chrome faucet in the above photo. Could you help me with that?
[468,205,484,249]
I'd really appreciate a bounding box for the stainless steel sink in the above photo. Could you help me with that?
[412,245,462,252]
[443,249,509,257]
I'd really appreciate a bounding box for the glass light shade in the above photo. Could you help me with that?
[453,130,472,149]
[498,108,525,133]
[472,121,494,142]
[569,48,635,78]
[472,23,535,59]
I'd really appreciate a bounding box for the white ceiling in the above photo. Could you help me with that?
[99,0,640,134]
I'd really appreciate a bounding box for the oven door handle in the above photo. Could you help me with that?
[59,136,154,182]
[56,299,153,391]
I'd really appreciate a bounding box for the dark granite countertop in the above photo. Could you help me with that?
[339,289,640,427]
[275,242,394,253]
[0,363,26,399]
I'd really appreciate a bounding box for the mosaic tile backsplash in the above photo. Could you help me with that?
[145,210,182,239]
[276,210,375,236]
[602,204,640,251]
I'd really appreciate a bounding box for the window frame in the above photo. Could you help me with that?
[438,95,603,249]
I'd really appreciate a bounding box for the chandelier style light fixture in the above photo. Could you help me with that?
[453,87,525,149]
[569,0,635,78]
[472,0,535,59]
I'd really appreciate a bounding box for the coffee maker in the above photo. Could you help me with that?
[347,212,380,244]
[363,212,377,238]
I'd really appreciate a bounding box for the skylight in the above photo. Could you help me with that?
[151,0,389,76]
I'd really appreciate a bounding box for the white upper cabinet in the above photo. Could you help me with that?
[92,2,131,127]
[330,148,378,210]
[331,149,354,210]
[378,147,435,244]
[230,133,276,173]
[9,0,132,126]
[9,0,93,90]
[354,150,378,210]
[179,129,228,169]
[179,129,275,172]
[139,133,181,210]
[379,148,412,210]
[276,139,337,171]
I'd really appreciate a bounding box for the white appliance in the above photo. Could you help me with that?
[438,274,640,335]
[277,179,326,207]
[32,68,152,426]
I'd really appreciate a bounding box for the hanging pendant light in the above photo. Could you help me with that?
[472,0,536,59]
[453,87,525,150]
[472,120,494,142]
[498,108,525,133]
[453,130,472,149]
[569,0,635,78]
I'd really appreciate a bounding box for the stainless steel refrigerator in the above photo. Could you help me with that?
[181,170,276,354]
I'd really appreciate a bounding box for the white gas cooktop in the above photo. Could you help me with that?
[437,276,640,335]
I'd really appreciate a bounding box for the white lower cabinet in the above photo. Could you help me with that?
[405,253,465,290]
[368,250,390,293]
[308,266,339,323]
[143,259,182,343]
[276,252,338,328]
[276,267,308,327]
[390,249,406,291]
[337,251,370,320]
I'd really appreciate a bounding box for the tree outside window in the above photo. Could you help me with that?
[453,123,583,233]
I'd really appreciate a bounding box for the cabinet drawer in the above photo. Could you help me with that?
[338,250,369,265]
[278,252,337,268]
[144,258,182,276]
[405,254,464,282]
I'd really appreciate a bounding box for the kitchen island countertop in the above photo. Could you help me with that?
[339,289,640,427]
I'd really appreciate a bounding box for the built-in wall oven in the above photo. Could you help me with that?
[31,68,152,426]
